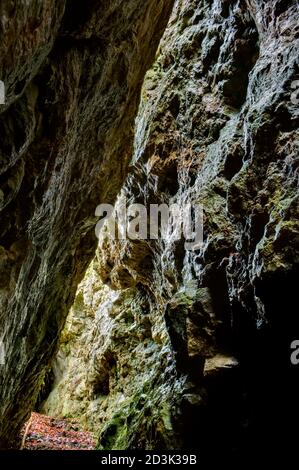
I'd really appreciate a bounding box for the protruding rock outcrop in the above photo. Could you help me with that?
[1,0,298,455]
[43,0,299,455]
[0,0,175,448]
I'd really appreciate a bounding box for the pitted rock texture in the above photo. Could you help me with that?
[0,0,175,448]
[44,0,299,455]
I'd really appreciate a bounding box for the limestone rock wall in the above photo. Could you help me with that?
[44,0,299,455]
[0,0,175,448]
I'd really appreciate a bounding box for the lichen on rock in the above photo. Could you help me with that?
[43,0,299,453]
[0,0,175,448]
[1,0,299,455]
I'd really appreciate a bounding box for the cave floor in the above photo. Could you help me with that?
[20,412,96,450]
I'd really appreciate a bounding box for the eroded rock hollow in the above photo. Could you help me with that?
[1,0,299,455]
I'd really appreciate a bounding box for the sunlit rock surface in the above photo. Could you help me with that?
[1,0,298,455]
[0,0,175,448]
[43,0,299,455]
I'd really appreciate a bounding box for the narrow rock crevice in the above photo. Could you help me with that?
[0,0,298,457]
[0,0,175,448]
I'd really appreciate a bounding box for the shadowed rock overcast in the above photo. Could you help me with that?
[1,0,299,457]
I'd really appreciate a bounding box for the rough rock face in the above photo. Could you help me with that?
[43,0,299,455]
[0,0,175,448]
